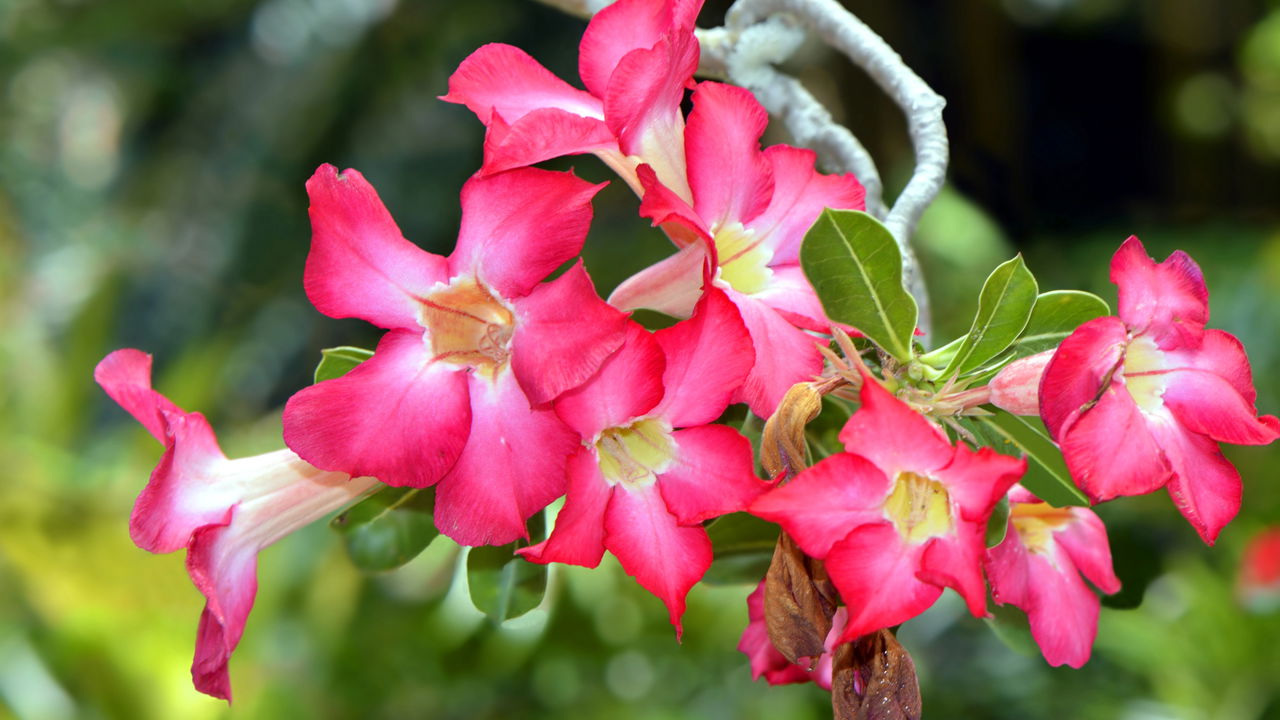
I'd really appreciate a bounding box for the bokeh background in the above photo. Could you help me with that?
[2,0,1279,717]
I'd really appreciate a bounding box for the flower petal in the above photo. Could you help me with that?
[1111,236,1208,347]
[186,524,258,702]
[1039,316,1128,439]
[749,452,891,559]
[129,412,235,554]
[1055,507,1122,594]
[433,370,578,547]
[443,43,605,124]
[94,349,184,444]
[518,447,612,568]
[608,241,709,318]
[482,109,618,177]
[684,82,774,229]
[1161,368,1280,446]
[918,525,989,618]
[729,291,825,418]
[635,163,711,242]
[826,523,942,643]
[553,322,665,437]
[838,374,953,477]
[510,261,629,406]
[1156,424,1243,544]
[304,165,449,330]
[451,168,605,299]
[749,264,831,333]
[605,482,713,637]
[578,0,699,98]
[282,329,471,488]
[937,444,1025,523]
[1059,380,1172,503]
[739,582,812,685]
[658,425,765,524]
[1163,328,1260,404]
[748,145,865,262]
[652,287,753,427]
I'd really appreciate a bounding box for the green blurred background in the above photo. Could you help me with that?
[2,0,1280,717]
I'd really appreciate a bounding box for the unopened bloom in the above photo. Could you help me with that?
[988,350,1055,416]
[738,580,846,689]
[283,165,627,547]
[750,373,1025,642]
[96,349,378,701]
[609,82,866,416]
[1041,237,1280,544]
[519,288,766,633]
[985,486,1121,668]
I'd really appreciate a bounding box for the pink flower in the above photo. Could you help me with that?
[95,349,378,701]
[738,580,846,689]
[283,165,627,547]
[1238,527,1280,611]
[984,486,1121,668]
[609,81,866,416]
[750,373,1025,642]
[442,0,701,198]
[1040,237,1280,544]
[518,288,767,634]
[988,350,1055,416]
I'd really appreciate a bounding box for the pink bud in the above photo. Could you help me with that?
[989,350,1055,416]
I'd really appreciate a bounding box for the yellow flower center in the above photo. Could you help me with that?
[594,419,676,489]
[1122,334,1168,416]
[418,277,514,376]
[883,472,953,543]
[1010,502,1075,555]
[712,222,772,295]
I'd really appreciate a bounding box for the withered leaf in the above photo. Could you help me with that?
[832,629,922,720]
[761,382,823,480]
[764,532,840,665]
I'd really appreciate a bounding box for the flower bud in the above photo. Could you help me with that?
[989,350,1054,416]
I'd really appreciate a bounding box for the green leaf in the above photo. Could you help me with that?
[918,335,965,370]
[800,209,918,362]
[984,603,1038,659]
[330,486,439,571]
[985,495,1011,548]
[1008,290,1110,360]
[314,345,375,384]
[977,412,1090,506]
[943,255,1038,377]
[467,512,548,624]
[703,512,780,585]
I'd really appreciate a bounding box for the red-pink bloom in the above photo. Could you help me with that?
[282,165,627,547]
[1040,237,1280,544]
[989,350,1055,416]
[443,0,701,198]
[738,580,846,689]
[96,349,378,701]
[608,82,866,416]
[518,288,766,633]
[1238,527,1280,611]
[984,485,1121,668]
[750,374,1025,642]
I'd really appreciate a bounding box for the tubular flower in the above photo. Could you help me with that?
[750,373,1025,642]
[282,164,627,547]
[738,580,846,690]
[518,288,767,634]
[984,485,1121,668]
[95,349,379,701]
[607,82,866,416]
[442,0,702,199]
[1040,236,1280,544]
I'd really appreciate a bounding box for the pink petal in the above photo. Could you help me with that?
[509,261,629,406]
[282,329,471,488]
[1111,236,1208,348]
[838,373,953,477]
[1059,381,1172,503]
[826,523,942,643]
[518,447,613,568]
[918,525,989,618]
[1156,424,1243,544]
[658,425,765,524]
[730,291,825,418]
[750,264,831,333]
[608,241,710,317]
[989,350,1055,417]
[186,524,258,701]
[1161,369,1280,446]
[94,349,184,444]
[304,165,449,330]
[1039,316,1128,439]
[605,482,713,636]
[553,322,666,437]
[578,0,699,98]
[1056,507,1122,594]
[443,43,605,125]
[482,109,619,177]
[1163,328,1260,404]
[652,287,753,427]
[739,582,812,685]
[636,163,711,241]
[748,452,891,559]
[432,370,578,547]
[129,411,234,554]
[684,82,774,229]
[451,168,604,299]
[748,145,866,262]
[936,444,1025,523]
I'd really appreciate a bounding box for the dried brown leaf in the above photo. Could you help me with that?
[832,629,922,720]
[761,382,823,479]
[763,532,840,665]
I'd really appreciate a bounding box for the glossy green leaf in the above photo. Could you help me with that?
[330,486,439,571]
[467,512,548,624]
[314,345,375,384]
[985,495,1011,548]
[978,412,1089,506]
[917,335,965,370]
[703,512,780,585]
[1008,290,1110,360]
[800,209,918,362]
[943,255,1038,377]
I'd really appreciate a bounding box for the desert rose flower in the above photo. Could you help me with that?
[1238,526,1280,612]
[738,580,847,689]
[95,349,379,701]
[283,165,627,547]
[1040,236,1280,544]
[519,288,767,633]
[609,81,866,416]
[985,486,1121,668]
[443,0,701,199]
[750,372,1025,642]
